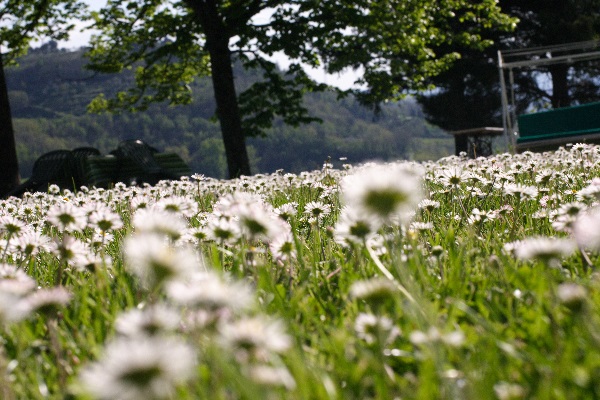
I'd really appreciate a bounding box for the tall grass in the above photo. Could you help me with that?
[1,144,600,399]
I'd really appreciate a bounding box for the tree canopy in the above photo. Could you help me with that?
[0,0,84,64]
[85,0,515,178]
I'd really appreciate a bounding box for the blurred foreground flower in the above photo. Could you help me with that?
[349,278,397,304]
[166,271,254,314]
[494,381,526,400]
[248,364,296,390]
[573,207,600,251]
[354,313,400,345]
[123,233,199,290]
[132,208,188,241]
[24,286,71,317]
[341,162,424,227]
[115,304,181,338]
[410,327,465,347]
[219,315,291,360]
[557,282,587,312]
[79,336,196,400]
[0,263,36,295]
[513,236,577,267]
[0,291,30,323]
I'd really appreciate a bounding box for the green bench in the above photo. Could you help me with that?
[516,101,600,152]
[85,153,192,188]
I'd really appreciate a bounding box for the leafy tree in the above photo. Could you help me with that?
[416,46,514,131]
[85,0,514,178]
[418,0,600,132]
[0,0,85,196]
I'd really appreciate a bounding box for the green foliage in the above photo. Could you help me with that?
[238,61,328,137]
[8,48,451,178]
[82,0,515,134]
[418,0,600,131]
[0,1,86,64]
[303,0,516,107]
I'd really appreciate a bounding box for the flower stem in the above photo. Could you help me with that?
[46,317,67,392]
[366,243,421,312]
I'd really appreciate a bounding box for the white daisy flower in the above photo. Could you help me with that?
[154,196,199,218]
[50,235,94,271]
[418,199,440,212]
[0,215,26,235]
[303,201,332,223]
[131,208,187,240]
[115,304,181,338]
[219,315,291,356]
[123,233,199,290]
[437,167,469,188]
[46,202,87,232]
[236,202,287,243]
[274,202,298,221]
[205,216,241,245]
[334,206,379,246]
[269,230,296,261]
[88,207,124,232]
[23,287,71,316]
[10,226,52,257]
[166,271,254,313]
[573,207,600,251]
[341,162,424,226]
[0,263,36,295]
[79,336,196,400]
[503,183,539,200]
[513,236,576,267]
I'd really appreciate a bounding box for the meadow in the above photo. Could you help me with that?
[1,144,600,399]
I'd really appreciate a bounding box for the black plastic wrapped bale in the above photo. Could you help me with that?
[5,150,77,197]
[71,146,101,189]
[113,140,178,186]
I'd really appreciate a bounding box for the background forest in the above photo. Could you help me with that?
[7,44,452,179]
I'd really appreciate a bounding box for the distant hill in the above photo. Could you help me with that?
[7,44,453,178]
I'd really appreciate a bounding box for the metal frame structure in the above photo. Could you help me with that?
[498,40,600,151]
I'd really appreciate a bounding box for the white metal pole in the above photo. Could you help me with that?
[498,50,514,152]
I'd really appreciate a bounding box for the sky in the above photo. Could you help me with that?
[58,0,360,90]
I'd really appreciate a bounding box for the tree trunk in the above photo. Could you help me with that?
[549,64,570,109]
[0,52,20,196]
[206,39,251,178]
[186,0,251,178]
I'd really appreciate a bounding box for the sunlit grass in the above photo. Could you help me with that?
[1,145,600,399]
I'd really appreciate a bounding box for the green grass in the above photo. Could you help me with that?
[1,145,600,399]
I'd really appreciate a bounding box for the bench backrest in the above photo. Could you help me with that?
[518,101,600,139]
